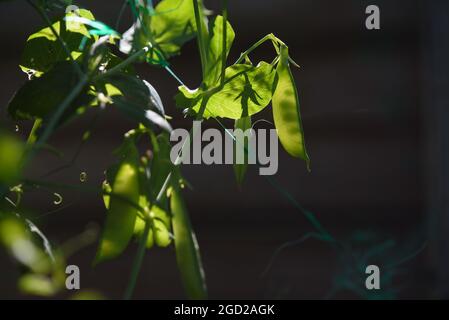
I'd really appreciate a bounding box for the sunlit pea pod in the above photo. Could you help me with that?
[233,116,252,186]
[170,183,207,300]
[95,142,140,263]
[133,195,172,249]
[272,44,310,169]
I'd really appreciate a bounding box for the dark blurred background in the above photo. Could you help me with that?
[0,0,448,299]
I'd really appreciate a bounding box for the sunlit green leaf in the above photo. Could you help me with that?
[176,62,276,119]
[151,0,197,58]
[120,0,198,61]
[20,9,95,75]
[204,15,235,86]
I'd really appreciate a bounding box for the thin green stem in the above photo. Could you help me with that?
[192,0,208,79]
[26,119,42,146]
[234,33,281,65]
[123,220,151,300]
[26,0,84,78]
[220,0,228,86]
[213,118,342,250]
[95,46,149,81]
[115,0,129,31]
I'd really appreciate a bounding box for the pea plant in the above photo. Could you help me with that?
[0,0,311,299]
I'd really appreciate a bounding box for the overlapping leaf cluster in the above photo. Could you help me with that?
[1,0,309,300]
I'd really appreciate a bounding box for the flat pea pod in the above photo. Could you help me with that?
[272,45,310,168]
[170,181,207,299]
[95,139,140,263]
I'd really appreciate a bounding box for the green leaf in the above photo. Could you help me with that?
[101,74,157,108]
[176,61,276,119]
[99,74,172,132]
[272,45,310,167]
[8,62,91,121]
[20,9,95,75]
[204,15,235,86]
[151,0,197,58]
[233,116,252,185]
[113,98,172,133]
[95,138,140,263]
[170,181,207,299]
[120,0,198,61]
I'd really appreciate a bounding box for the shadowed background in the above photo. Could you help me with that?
[0,0,446,299]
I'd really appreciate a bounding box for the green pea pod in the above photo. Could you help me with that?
[95,138,140,263]
[153,218,172,247]
[133,196,154,249]
[233,116,252,186]
[134,200,172,248]
[272,45,310,168]
[170,182,207,299]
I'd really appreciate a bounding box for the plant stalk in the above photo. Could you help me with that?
[26,119,42,146]
[192,0,209,79]
[123,220,151,300]
[95,46,149,81]
[234,33,281,65]
[220,0,228,86]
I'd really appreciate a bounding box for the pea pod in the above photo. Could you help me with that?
[134,200,172,248]
[272,45,310,168]
[233,116,252,185]
[95,138,140,263]
[133,195,155,249]
[170,180,207,299]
